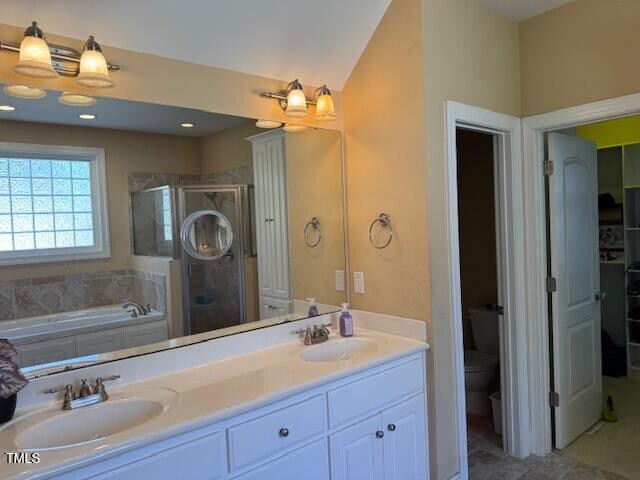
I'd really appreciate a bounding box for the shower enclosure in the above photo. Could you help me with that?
[131,184,255,336]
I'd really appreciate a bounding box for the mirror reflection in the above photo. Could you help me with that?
[0,86,346,376]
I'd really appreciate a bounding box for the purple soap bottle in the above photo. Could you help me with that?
[339,303,353,337]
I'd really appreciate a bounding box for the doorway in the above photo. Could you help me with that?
[456,128,505,454]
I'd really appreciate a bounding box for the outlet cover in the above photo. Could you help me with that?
[335,270,345,292]
[353,272,365,294]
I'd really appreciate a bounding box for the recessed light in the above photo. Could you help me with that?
[256,119,282,129]
[78,114,96,120]
[0,105,16,112]
[283,123,308,133]
[59,92,96,106]
[181,122,195,128]
[3,85,46,100]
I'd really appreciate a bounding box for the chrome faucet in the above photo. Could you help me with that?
[45,375,120,410]
[295,323,332,345]
[122,301,150,318]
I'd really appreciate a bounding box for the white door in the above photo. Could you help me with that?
[382,395,428,480]
[548,132,602,449]
[330,415,384,480]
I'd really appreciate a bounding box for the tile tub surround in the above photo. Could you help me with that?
[0,270,166,321]
[1,310,428,479]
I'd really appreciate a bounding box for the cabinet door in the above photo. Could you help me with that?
[382,394,428,480]
[266,136,291,300]
[76,329,124,356]
[259,296,277,320]
[235,439,329,480]
[253,140,275,300]
[124,321,168,348]
[330,415,384,480]
[17,337,76,368]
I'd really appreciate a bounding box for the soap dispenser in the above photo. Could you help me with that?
[339,303,353,337]
[307,298,319,317]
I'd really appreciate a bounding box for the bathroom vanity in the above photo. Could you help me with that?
[0,312,430,480]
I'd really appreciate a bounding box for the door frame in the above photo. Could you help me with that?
[522,92,640,455]
[445,101,527,475]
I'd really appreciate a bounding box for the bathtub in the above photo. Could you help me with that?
[0,305,165,346]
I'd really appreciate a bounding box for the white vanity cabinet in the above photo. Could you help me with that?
[249,130,292,320]
[45,353,429,480]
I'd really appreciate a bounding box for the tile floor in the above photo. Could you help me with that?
[467,415,628,480]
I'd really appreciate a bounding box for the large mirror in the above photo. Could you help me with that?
[0,86,347,377]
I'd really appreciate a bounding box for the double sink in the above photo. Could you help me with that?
[2,333,377,452]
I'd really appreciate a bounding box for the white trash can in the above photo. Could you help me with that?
[489,391,502,436]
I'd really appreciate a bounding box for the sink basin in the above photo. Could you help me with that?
[13,388,178,451]
[299,337,375,362]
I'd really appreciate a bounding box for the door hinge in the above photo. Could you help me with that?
[546,276,557,293]
[544,160,554,176]
[549,391,560,407]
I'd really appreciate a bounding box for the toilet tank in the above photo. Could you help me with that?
[469,306,500,355]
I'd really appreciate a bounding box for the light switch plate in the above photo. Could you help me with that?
[353,272,365,294]
[335,270,345,292]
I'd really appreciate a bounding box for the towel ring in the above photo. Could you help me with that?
[369,213,393,249]
[304,217,322,248]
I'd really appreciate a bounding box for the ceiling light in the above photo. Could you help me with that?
[75,36,115,88]
[2,84,46,100]
[314,85,336,121]
[78,114,96,120]
[283,124,308,133]
[12,22,58,79]
[284,80,309,118]
[0,105,16,112]
[58,92,96,106]
[255,119,283,129]
[181,123,195,128]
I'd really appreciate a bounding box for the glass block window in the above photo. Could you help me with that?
[0,144,109,265]
[162,188,172,241]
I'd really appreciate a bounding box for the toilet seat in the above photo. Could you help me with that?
[464,350,499,373]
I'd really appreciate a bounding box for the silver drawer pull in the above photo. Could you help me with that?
[376,430,384,439]
[279,428,290,438]
[388,424,396,432]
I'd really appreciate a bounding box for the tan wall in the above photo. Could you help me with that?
[0,120,201,280]
[285,129,345,307]
[422,1,519,477]
[0,22,342,131]
[200,122,262,175]
[520,0,640,116]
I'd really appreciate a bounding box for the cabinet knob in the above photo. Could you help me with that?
[388,424,396,432]
[376,430,384,439]
[279,428,290,438]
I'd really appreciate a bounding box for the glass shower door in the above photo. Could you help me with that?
[178,186,246,335]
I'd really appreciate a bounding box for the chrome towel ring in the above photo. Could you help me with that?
[304,217,322,248]
[369,213,393,249]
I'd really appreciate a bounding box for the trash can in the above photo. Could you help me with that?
[489,391,502,436]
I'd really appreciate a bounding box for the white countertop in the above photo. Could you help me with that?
[0,326,428,480]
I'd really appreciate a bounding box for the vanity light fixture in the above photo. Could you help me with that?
[283,124,308,133]
[76,36,115,88]
[11,22,58,79]
[78,113,96,120]
[255,119,283,129]
[261,79,336,121]
[3,84,47,99]
[314,85,336,121]
[1,21,120,84]
[0,105,16,112]
[181,122,195,128]
[58,92,96,106]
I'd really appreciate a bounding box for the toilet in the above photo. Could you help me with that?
[464,306,500,416]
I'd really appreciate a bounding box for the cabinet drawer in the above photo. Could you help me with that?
[233,439,329,480]
[228,394,326,471]
[76,329,124,356]
[124,321,167,348]
[327,358,423,428]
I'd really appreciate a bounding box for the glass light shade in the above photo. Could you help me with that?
[3,84,46,99]
[58,92,96,106]
[256,119,283,129]
[283,123,308,133]
[76,49,115,88]
[12,36,58,79]
[285,88,308,118]
[315,92,336,121]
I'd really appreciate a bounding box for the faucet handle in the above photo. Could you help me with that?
[44,383,75,396]
[126,307,138,318]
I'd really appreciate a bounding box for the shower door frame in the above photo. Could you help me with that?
[177,184,250,336]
